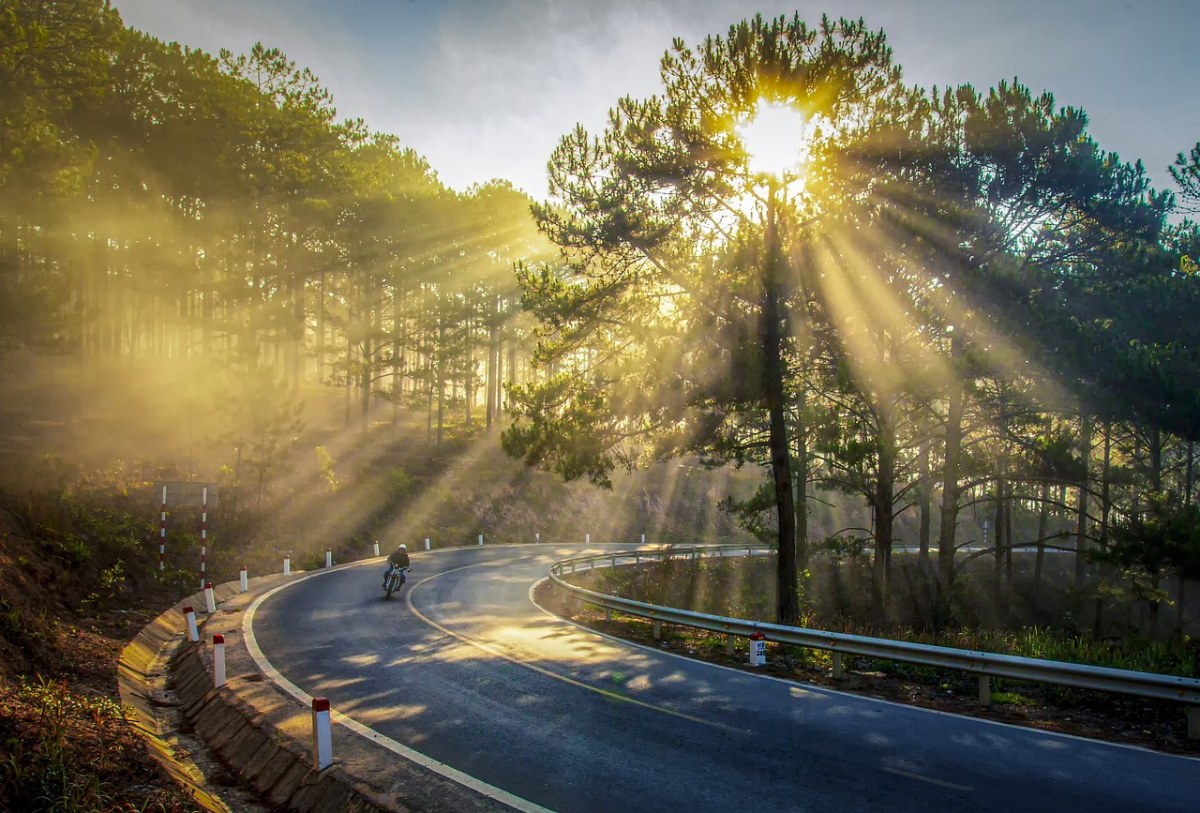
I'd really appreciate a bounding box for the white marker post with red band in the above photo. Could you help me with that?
[183,606,199,642]
[204,582,216,614]
[283,553,291,575]
[199,486,208,589]
[159,486,167,572]
[311,697,333,770]
[239,565,248,592]
[212,634,226,688]
[749,632,767,666]
[324,547,332,568]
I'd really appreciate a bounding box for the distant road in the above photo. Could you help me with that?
[248,545,1200,813]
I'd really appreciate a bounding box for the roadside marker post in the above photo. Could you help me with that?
[325,547,332,568]
[283,554,291,575]
[312,698,333,771]
[478,534,484,546]
[424,537,431,551]
[749,632,767,666]
[198,486,208,588]
[239,565,248,592]
[203,582,216,614]
[212,634,226,688]
[373,541,380,557]
[183,606,199,642]
[158,486,167,572]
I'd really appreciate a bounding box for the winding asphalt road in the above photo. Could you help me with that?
[246,545,1200,813]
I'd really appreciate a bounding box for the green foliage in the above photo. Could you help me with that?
[1171,142,1200,213]
[315,446,341,492]
[1096,496,1200,589]
[388,467,413,499]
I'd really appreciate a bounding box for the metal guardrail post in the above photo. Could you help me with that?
[979,674,991,705]
[653,620,662,640]
[832,651,844,680]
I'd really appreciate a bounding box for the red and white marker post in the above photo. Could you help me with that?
[283,553,291,575]
[212,634,226,688]
[373,541,380,557]
[424,537,431,551]
[158,486,167,572]
[198,486,208,589]
[748,632,767,666]
[203,581,216,614]
[239,564,248,592]
[324,547,332,568]
[183,606,199,642]
[311,697,333,770]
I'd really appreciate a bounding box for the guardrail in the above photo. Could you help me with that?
[549,545,1200,740]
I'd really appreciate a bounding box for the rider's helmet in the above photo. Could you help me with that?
[398,544,407,550]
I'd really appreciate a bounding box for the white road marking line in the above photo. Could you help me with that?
[243,572,557,813]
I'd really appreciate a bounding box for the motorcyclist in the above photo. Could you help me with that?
[383,543,410,588]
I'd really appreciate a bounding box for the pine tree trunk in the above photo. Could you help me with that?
[1074,412,1092,591]
[936,336,964,624]
[762,182,798,626]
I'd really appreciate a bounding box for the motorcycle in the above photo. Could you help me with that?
[382,564,411,599]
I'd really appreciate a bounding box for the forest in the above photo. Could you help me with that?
[3,3,1200,640]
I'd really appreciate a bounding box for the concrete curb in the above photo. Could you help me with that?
[123,567,522,813]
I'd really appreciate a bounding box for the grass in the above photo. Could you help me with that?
[0,675,200,813]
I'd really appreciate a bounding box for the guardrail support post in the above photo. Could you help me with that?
[978,674,991,705]
[604,608,612,622]
[832,651,844,680]
[1188,705,1199,740]
[726,633,734,656]
[653,620,662,640]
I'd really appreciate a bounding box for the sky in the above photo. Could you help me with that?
[110,0,1200,202]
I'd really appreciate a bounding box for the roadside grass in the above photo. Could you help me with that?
[0,675,200,813]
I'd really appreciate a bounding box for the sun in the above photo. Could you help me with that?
[736,99,814,179]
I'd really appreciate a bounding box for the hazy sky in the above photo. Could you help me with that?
[110,0,1200,201]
